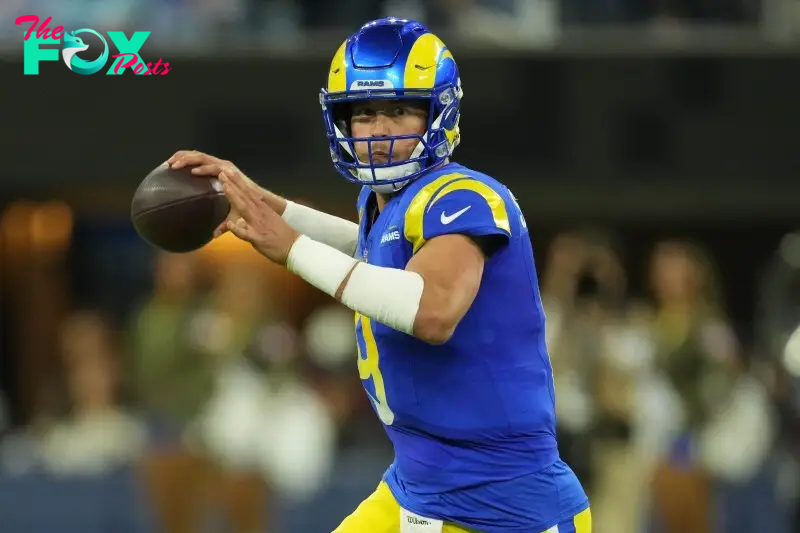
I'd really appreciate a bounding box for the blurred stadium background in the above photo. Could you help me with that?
[2,1,800,532]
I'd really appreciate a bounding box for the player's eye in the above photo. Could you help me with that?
[397,105,426,118]
[353,108,375,119]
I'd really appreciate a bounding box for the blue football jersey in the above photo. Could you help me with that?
[353,163,588,532]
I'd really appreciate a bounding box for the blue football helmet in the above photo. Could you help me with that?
[320,18,463,194]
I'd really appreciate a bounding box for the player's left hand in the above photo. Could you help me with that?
[220,171,300,265]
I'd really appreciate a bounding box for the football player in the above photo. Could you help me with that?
[168,17,590,533]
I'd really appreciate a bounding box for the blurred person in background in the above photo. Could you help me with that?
[249,320,337,503]
[542,230,648,533]
[193,255,336,531]
[199,310,337,506]
[303,303,388,456]
[540,232,598,489]
[754,229,800,533]
[39,310,144,476]
[0,365,66,476]
[129,251,215,533]
[183,258,271,533]
[641,240,745,533]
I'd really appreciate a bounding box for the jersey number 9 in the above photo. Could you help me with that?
[355,313,395,425]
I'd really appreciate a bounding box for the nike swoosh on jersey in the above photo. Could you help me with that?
[440,206,472,224]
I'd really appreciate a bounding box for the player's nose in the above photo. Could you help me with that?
[370,113,392,136]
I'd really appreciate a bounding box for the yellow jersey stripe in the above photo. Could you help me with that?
[403,173,467,253]
[429,179,511,233]
[404,174,511,254]
[426,176,471,211]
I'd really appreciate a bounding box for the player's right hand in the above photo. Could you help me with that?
[166,150,253,238]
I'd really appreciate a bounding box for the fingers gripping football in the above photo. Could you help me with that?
[166,150,252,237]
[219,171,300,265]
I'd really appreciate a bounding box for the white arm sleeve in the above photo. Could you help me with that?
[341,263,424,335]
[286,235,424,335]
[281,201,359,256]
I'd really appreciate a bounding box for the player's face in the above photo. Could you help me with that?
[350,100,427,164]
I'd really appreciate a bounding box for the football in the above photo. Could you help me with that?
[131,163,230,253]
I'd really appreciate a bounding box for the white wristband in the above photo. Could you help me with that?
[282,201,359,256]
[286,235,424,335]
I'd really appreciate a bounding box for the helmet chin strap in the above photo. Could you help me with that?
[356,140,426,194]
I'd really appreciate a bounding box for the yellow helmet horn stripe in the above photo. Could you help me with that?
[403,33,453,90]
[328,40,348,92]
